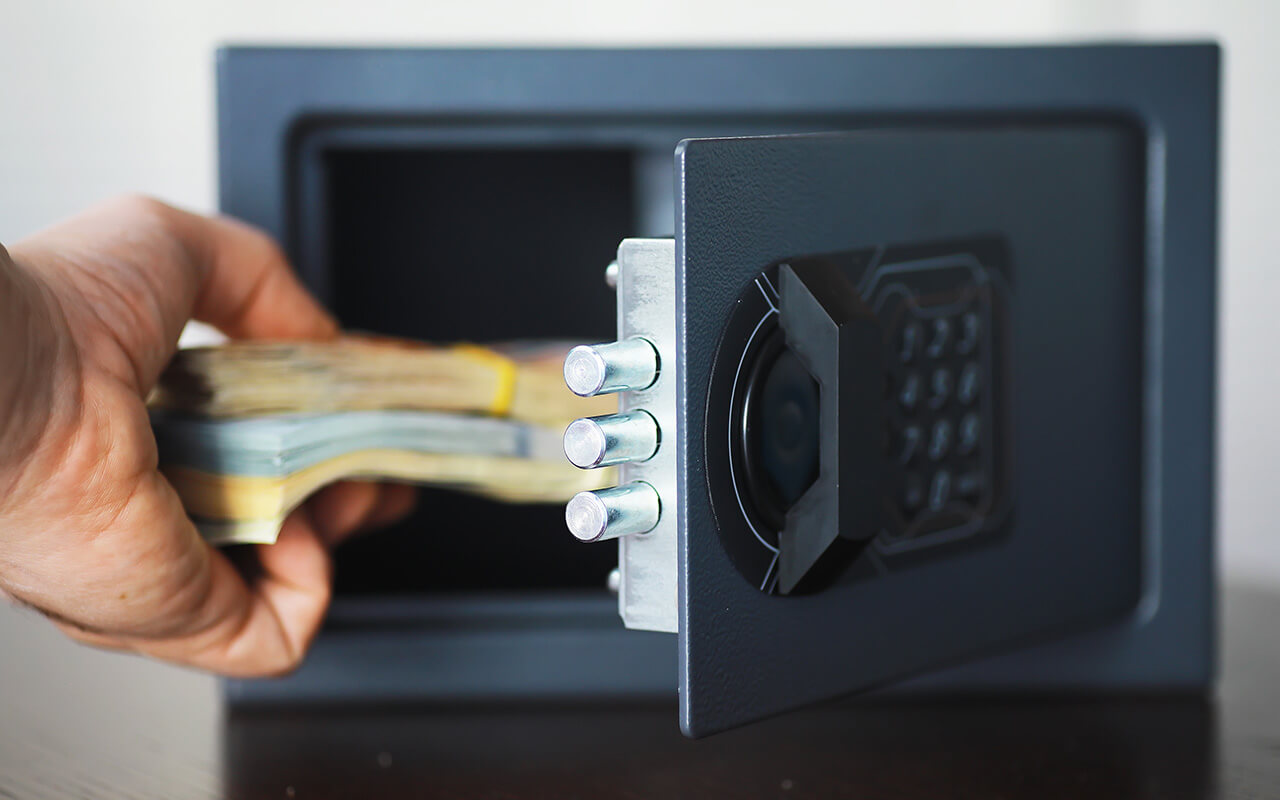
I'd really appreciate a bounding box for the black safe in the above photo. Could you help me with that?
[219,46,1219,736]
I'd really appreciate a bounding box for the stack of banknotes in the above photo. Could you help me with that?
[149,335,615,545]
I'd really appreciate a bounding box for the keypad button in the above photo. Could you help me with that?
[956,311,981,355]
[898,424,923,465]
[898,321,923,364]
[899,372,921,411]
[928,418,953,461]
[929,367,952,410]
[957,412,980,456]
[928,470,952,511]
[925,318,951,359]
[958,362,981,406]
[956,469,985,498]
[902,473,925,512]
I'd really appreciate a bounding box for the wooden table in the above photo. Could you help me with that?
[2,583,1277,799]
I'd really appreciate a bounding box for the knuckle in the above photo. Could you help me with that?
[244,640,309,678]
[110,193,173,225]
[216,212,282,262]
[264,654,306,678]
[250,230,289,271]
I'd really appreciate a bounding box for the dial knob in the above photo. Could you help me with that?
[563,410,660,469]
[563,338,659,397]
[565,482,661,542]
[772,261,885,594]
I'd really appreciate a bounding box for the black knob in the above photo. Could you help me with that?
[774,260,885,594]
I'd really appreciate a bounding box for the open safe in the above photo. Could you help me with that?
[219,45,1219,736]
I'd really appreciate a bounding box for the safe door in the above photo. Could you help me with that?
[562,128,1146,736]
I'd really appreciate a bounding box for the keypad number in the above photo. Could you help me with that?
[884,299,995,545]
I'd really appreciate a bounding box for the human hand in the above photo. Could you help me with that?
[0,196,415,676]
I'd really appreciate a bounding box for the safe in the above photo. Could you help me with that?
[218,45,1218,736]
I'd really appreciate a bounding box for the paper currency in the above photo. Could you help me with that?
[171,452,616,545]
[152,410,570,476]
[150,335,608,427]
[150,336,612,545]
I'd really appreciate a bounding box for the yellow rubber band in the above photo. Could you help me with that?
[452,344,519,416]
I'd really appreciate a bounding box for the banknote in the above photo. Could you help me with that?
[172,454,616,545]
[151,410,570,476]
[150,335,614,426]
[149,337,611,545]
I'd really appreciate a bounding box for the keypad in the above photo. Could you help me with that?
[885,303,990,529]
[872,256,1005,551]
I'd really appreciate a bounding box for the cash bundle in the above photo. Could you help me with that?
[149,336,615,545]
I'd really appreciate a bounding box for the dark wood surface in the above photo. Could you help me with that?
[2,583,1278,799]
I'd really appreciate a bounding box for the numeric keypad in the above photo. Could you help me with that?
[874,255,1006,552]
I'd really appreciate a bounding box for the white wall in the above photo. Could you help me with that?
[1133,0,1280,588]
[0,0,1275,589]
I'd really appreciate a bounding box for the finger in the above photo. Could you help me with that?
[83,469,332,677]
[363,483,418,530]
[243,509,334,665]
[159,205,338,341]
[132,509,333,677]
[305,480,388,548]
[11,196,338,391]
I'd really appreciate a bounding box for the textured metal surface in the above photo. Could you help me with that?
[616,239,680,633]
[676,115,1216,735]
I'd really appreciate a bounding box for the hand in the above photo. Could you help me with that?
[0,196,415,676]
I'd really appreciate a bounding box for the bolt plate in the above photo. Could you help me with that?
[615,239,678,633]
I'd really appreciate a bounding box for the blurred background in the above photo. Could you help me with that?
[0,0,1273,744]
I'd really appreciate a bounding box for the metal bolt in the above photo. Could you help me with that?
[565,482,661,543]
[563,338,659,397]
[563,410,659,469]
